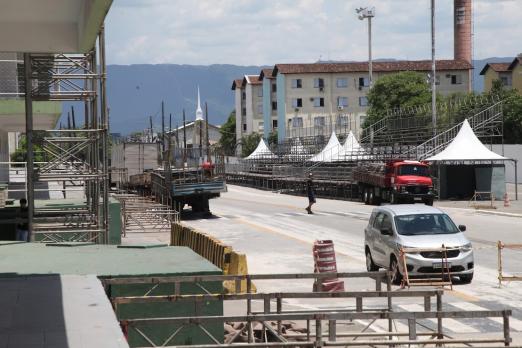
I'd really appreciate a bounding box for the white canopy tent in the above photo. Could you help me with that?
[309,132,342,162]
[338,131,368,161]
[426,119,517,200]
[245,139,277,160]
[426,119,507,162]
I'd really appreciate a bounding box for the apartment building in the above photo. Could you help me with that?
[272,60,472,141]
[480,55,522,93]
[231,75,263,145]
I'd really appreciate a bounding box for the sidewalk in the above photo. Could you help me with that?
[436,183,522,216]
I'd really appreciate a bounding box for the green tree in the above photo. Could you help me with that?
[218,110,236,155]
[241,132,261,158]
[488,79,522,143]
[365,71,432,127]
[10,131,47,164]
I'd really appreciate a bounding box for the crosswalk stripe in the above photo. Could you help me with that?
[450,302,522,332]
[398,304,479,333]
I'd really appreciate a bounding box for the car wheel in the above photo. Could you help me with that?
[390,256,403,285]
[459,273,473,284]
[365,249,379,272]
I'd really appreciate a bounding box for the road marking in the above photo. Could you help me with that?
[398,304,479,333]
[450,301,522,332]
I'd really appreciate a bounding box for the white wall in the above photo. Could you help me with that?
[491,144,522,183]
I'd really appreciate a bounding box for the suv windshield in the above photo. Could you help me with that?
[394,214,459,235]
[398,165,429,177]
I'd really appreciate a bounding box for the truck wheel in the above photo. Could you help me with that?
[424,198,434,206]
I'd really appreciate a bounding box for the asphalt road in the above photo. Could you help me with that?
[181,184,522,341]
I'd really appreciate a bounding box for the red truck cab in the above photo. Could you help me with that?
[386,160,434,205]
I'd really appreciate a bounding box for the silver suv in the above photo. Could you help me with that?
[364,204,474,284]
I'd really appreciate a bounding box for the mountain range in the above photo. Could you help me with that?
[60,57,514,135]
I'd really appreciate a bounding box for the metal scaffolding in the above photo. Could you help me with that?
[19,29,110,243]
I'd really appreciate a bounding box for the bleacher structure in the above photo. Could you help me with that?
[226,95,505,199]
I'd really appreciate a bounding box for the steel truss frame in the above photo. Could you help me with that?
[22,29,109,243]
[102,272,513,347]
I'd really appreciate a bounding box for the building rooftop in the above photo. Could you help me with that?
[273,60,472,75]
[479,62,511,75]
[231,78,243,90]
[243,75,262,86]
[259,68,275,80]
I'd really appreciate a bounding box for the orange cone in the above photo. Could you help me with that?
[504,193,510,207]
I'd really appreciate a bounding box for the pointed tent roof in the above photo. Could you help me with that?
[426,119,507,162]
[337,131,368,161]
[196,86,203,121]
[245,139,277,160]
[310,132,341,162]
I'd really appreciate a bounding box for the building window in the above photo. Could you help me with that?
[337,78,348,88]
[242,92,246,100]
[314,78,325,88]
[257,104,263,114]
[272,119,278,129]
[271,101,277,111]
[450,74,462,85]
[359,96,368,107]
[337,97,348,107]
[313,97,325,107]
[291,79,302,88]
[500,76,512,87]
[292,117,303,128]
[242,108,246,116]
[257,88,263,97]
[243,124,247,131]
[272,83,277,93]
[314,116,325,127]
[359,115,367,127]
[358,77,369,88]
[292,98,303,108]
[336,115,349,126]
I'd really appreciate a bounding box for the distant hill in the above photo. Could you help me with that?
[59,58,515,134]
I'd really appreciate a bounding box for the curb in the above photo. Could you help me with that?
[438,205,522,218]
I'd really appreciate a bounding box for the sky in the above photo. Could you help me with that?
[105,0,521,66]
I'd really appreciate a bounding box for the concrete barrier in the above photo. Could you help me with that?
[171,222,255,293]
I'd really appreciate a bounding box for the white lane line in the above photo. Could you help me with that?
[398,304,479,333]
[450,302,522,332]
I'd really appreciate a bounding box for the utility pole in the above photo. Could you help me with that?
[356,7,375,87]
[205,102,211,163]
[169,113,172,132]
[161,101,165,155]
[431,0,437,135]
[182,109,187,166]
[149,116,153,143]
[71,106,76,129]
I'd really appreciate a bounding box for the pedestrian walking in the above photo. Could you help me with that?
[16,198,29,242]
[306,173,316,214]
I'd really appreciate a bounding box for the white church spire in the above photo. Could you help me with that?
[196,86,204,121]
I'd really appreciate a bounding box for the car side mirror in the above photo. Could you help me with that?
[380,227,392,236]
[458,225,466,232]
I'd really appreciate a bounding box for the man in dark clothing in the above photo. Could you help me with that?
[16,198,29,242]
[306,173,316,214]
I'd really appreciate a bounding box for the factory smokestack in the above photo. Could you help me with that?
[454,0,472,63]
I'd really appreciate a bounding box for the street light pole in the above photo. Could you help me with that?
[431,0,437,135]
[357,7,376,87]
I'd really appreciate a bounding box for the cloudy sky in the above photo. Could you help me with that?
[105,0,520,66]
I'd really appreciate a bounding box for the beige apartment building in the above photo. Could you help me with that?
[231,75,264,148]
[480,55,522,93]
[272,60,472,141]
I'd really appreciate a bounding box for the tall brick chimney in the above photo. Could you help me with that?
[454,0,472,63]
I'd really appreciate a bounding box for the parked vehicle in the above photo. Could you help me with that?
[364,204,474,284]
[353,160,435,205]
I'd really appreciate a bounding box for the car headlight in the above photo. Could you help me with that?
[461,243,472,252]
